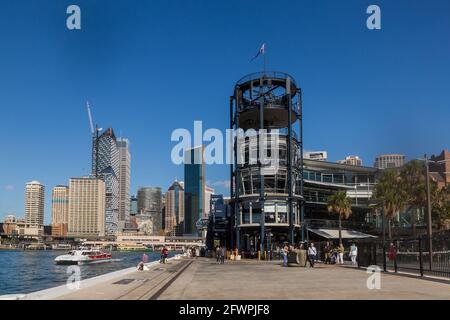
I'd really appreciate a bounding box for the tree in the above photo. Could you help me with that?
[373,169,408,240]
[327,191,352,245]
[399,160,427,235]
[433,185,450,230]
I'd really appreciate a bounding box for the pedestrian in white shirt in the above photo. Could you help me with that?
[350,243,358,266]
[308,243,317,268]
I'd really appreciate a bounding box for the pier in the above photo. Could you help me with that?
[14,257,450,300]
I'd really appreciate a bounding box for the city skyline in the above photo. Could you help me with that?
[1,0,450,222]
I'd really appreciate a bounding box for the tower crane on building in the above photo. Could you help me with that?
[86,101,102,177]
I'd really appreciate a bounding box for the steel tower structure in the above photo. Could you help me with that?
[230,71,304,257]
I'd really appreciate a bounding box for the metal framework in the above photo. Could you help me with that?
[230,71,304,256]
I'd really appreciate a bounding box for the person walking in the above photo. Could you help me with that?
[220,246,226,264]
[323,241,331,264]
[349,243,358,266]
[216,246,221,264]
[337,243,345,265]
[308,242,317,268]
[281,244,289,267]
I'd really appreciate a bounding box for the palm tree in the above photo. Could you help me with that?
[374,169,408,240]
[399,160,427,236]
[327,191,352,245]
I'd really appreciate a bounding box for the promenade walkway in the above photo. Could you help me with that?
[52,257,450,300]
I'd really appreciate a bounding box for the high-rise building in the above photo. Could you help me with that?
[130,195,138,216]
[165,180,185,236]
[184,146,205,235]
[204,186,215,218]
[304,151,327,161]
[137,187,162,234]
[337,156,363,166]
[374,154,405,169]
[25,181,45,226]
[68,177,106,237]
[92,128,119,236]
[117,138,131,224]
[51,185,69,236]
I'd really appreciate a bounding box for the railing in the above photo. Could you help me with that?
[358,231,450,278]
[236,71,297,86]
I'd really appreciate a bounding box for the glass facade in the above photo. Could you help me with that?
[184,146,205,235]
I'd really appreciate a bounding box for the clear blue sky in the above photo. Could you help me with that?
[0,0,449,223]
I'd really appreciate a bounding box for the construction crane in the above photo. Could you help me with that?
[86,101,102,177]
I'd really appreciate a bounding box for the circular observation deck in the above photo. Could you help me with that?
[234,72,301,131]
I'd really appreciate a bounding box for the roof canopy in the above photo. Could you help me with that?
[307,228,377,240]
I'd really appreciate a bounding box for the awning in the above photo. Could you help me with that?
[307,228,377,240]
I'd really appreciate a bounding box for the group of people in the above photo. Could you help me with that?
[279,241,359,268]
[215,246,226,264]
[322,241,358,266]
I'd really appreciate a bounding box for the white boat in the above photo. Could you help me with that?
[54,248,112,265]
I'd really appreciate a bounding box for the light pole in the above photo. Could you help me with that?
[424,154,433,271]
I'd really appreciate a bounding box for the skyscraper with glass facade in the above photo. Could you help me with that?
[92,128,119,236]
[165,180,185,236]
[184,146,205,235]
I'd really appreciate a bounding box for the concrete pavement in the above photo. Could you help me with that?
[48,257,450,300]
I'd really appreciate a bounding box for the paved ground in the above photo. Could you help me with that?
[55,257,450,300]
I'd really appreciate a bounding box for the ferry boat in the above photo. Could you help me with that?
[54,248,112,265]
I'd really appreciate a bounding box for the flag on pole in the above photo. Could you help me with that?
[250,43,266,61]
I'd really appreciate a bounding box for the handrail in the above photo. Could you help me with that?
[236,71,298,87]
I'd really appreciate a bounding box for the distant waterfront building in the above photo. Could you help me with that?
[304,151,327,161]
[184,146,205,235]
[374,154,405,169]
[25,181,45,228]
[429,149,450,188]
[2,215,17,236]
[337,156,363,166]
[51,185,69,236]
[68,177,106,237]
[137,187,162,234]
[117,138,131,225]
[165,180,185,236]
[92,128,119,236]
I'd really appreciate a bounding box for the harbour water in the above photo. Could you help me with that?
[0,250,171,296]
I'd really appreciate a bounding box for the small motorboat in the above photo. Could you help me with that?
[54,248,112,265]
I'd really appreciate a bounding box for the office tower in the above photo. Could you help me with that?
[204,186,215,218]
[184,146,205,235]
[25,181,45,226]
[68,177,106,237]
[374,154,405,169]
[92,128,119,236]
[304,151,327,161]
[337,156,363,166]
[51,185,69,236]
[137,187,162,234]
[117,138,131,224]
[165,180,185,236]
[130,195,138,216]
